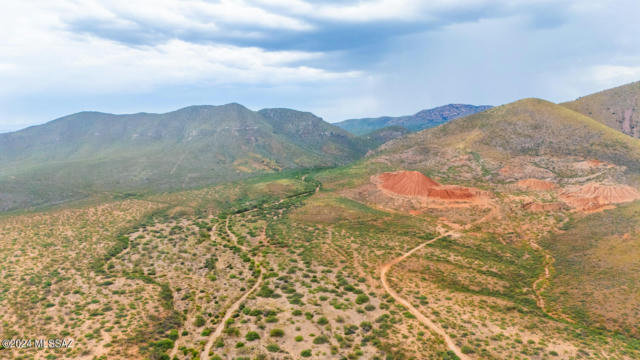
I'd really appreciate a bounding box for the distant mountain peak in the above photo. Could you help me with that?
[334,104,492,136]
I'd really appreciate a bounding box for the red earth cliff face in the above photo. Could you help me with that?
[377,171,480,201]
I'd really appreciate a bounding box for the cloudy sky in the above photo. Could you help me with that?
[1,0,639,132]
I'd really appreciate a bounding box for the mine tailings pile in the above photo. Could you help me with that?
[377,170,485,200]
[560,183,640,212]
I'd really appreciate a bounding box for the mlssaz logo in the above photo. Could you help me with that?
[46,338,74,348]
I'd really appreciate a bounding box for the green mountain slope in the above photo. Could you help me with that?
[334,104,492,135]
[561,81,640,138]
[378,98,640,171]
[258,108,367,162]
[357,125,410,148]
[0,104,367,211]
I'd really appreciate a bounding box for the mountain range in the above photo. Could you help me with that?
[2,83,640,214]
[334,104,492,135]
[0,104,367,211]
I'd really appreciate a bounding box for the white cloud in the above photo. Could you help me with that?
[0,36,360,95]
[0,0,358,97]
[589,65,640,89]
[254,0,425,22]
[61,0,313,34]
[254,0,568,23]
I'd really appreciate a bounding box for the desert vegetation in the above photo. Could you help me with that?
[3,93,640,359]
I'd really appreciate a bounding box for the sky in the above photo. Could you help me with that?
[1,0,640,133]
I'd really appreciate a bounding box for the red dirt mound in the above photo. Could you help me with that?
[378,171,440,197]
[516,179,557,191]
[560,183,640,212]
[377,171,484,201]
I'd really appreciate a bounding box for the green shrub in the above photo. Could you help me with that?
[461,345,474,354]
[167,329,179,341]
[343,324,358,335]
[355,294,369,304]
[301,349,312,357]
[266,344,280,352]
[360,321,372,332]
[194,315,205,327]
[150,338,174,351]
[270,328,285,337]
[304,312,314,320]
[245,331,260,341]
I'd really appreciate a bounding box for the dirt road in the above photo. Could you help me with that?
[200,270,263,360]
[380,232,471,360]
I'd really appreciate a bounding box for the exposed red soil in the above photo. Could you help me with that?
[516,179,557,191]
[376,171,485,201]
[378,171,440,197]
[427,185,476,200]
[559,183,640,212]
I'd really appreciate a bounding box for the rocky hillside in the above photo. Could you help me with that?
[561,81,640,138]
[377,98,640,173]
[356,125,410,148]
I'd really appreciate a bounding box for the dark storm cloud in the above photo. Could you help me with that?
[62,0,550,51]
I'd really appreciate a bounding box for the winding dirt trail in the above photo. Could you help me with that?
[178,182,319,359]
[226,216,247,251]
[380,231,471,360]
[529,239,574,323]
[201,213,267,359]
[167,223,219,358]
[529,240,551,310]
[201,270,263,360]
